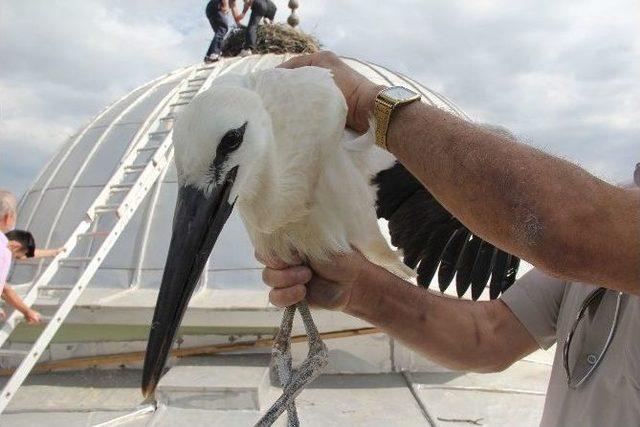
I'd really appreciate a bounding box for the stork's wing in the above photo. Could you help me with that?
[372,162,520,300]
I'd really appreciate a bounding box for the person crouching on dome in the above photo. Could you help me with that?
[204,0,246,63]
[237,0,277,57]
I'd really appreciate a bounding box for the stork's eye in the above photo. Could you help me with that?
[217,122,247,155]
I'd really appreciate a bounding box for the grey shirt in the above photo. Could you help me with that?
[501,269,640,426]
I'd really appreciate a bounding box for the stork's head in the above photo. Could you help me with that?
[142,81,272,397]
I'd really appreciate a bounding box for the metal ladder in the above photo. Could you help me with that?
[0,62,220,414]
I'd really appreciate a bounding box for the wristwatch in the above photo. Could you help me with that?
[374,86,421,150]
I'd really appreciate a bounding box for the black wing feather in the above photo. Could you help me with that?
[455,235,482,297]
[416,220,460,288]
[373,161,521,300]
[489,251,510,299]
[387,190,451,269]
[470,242,496,300]
[503,256,521,292]
[438,228,470,292]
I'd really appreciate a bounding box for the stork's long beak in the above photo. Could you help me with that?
[141,167,238,398]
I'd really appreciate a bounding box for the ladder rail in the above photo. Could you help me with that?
[0,187,157,409]
[0,69,197,348]
[21,70,183,230]
[31,69,193,281]
[0,62,221,414]
[0,219,92,347]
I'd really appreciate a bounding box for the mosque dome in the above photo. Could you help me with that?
[12,54,467,292]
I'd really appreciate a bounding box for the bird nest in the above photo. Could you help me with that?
[222,23,320,57]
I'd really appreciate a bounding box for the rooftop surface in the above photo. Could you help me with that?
[1,346,554,426]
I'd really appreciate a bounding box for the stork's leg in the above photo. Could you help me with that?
[297,301,328,373]
[271,305,299,427]
[256,301,328,426]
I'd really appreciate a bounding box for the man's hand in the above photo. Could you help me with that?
[0,308,5,322]
[258,251,372,311]
[24,309,41,325]
[279,51,384,133]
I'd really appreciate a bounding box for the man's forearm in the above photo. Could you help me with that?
[384,101,640,292]
[345,264,536,373]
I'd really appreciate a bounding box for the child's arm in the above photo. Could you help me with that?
[1,285,40,324]
[32,247,65,259]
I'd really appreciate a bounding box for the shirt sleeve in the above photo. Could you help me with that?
[500,268,566,350]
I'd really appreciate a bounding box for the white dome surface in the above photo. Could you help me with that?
[13,54,467,292]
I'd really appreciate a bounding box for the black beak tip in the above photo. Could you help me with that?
[141,383,155,399]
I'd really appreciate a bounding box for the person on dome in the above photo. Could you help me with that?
[236,0,278,57]
[5,229,65,261]
[204,0,244,63]
[0,190,40,324]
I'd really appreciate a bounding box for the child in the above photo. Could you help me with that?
[5,229,65,260]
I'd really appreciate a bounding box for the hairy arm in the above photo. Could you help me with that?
[261,252,537,373]
[385,102,640,293]
[347,261,537,372]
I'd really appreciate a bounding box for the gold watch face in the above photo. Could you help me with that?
[381,86,419,103]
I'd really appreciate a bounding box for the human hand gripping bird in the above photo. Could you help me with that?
[142,61,520,426]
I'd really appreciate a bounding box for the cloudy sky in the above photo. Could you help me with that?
[1,0,638,198]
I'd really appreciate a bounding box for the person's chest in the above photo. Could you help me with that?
[543,284,640,426]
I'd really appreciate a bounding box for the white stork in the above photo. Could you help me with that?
[141,66,520,425]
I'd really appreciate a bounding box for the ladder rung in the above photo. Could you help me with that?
[169,102,189,107]
[95,204,119,211]
[109,187,130,193]
[179,89,198,94]
[40,285,73,291]
[78,231,109,238]
[111,183,133,189]
[148,130,170,138]
[59,257,92,263]
[196,65,215,71]
[159,115,176,122]
[0,349,29,357]
[189,77,207,82]
[124,165,146,173]
[137,145,162,152]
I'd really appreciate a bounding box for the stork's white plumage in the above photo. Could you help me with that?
[142,66,522,426]
[175,67,408,274]
[143,66,410,426]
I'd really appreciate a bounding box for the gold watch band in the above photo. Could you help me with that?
[373,86,421,151]
[374,97,394,151]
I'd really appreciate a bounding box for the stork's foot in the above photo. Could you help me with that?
[255,301,328,427]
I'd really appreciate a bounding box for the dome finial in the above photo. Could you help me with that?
[287,0,300,28]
